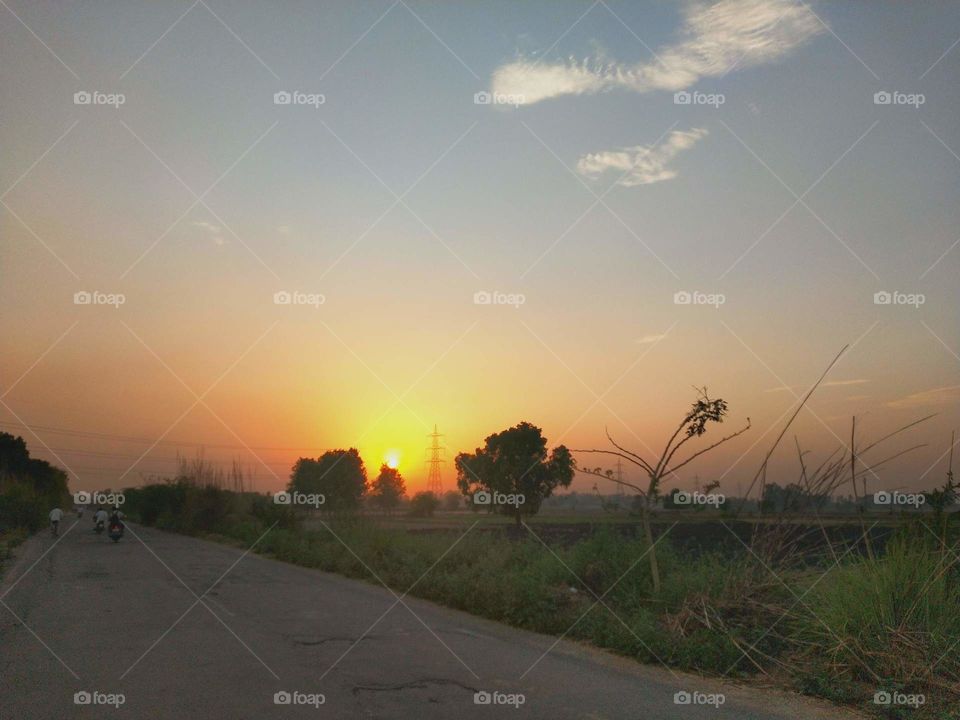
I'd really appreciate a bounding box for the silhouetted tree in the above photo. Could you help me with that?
[0,432,70,531]
[369,463,406,514]
[442,490,462,511]
[408,491,440,517]
[290,449,367,513]
[456,421,574,527]
[576,389,750,593]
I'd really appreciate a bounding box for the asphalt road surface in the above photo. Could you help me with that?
[0,520,862,719]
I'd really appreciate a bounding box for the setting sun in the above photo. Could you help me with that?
[384,451,401,470]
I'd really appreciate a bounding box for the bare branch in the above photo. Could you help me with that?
[571,449,651,473]
[666,419,752,475]
[604,427,655,475]
[577,466,647,495]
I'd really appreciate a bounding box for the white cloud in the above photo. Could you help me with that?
[192,220,226,246]
[887,385,960,409]
[577,128,707,186]
[764,379,870,393]
[491,0,824,105]
[636,333,667,344]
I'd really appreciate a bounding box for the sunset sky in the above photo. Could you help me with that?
[2,0,958,496]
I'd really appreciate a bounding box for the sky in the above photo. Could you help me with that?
[1,0,958,497]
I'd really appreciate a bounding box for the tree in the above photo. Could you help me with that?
[442,490,462,511]
[289,449,367,513]
[408,491,440,517]
[456,421,574,527]
[575,389,750,593]
[369,463,406,514]
[0,432,70,532]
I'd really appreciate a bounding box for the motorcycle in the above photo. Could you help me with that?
[108,522,124,543]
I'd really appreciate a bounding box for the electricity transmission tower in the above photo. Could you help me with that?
[425,425,445,495]
[615,459,626,496]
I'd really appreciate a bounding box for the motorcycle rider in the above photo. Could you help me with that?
[109,507,124,531]
[49,507,63,536]
[93,506,108,530]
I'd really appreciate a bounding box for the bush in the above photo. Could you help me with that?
[408,491,440,517]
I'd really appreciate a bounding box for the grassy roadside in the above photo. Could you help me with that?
[122,484,959,719]
[0,528,29,580]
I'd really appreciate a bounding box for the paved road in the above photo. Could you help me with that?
[0,520,861,719]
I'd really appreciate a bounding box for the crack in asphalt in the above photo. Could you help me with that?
[352,678,481,695]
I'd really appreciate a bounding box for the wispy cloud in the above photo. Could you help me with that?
[491,0,823,105]
[636,333,668,344]
[577,128,707,186]
[764,379,870,393]
[192,220,226,246]
[887,385,960,409]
